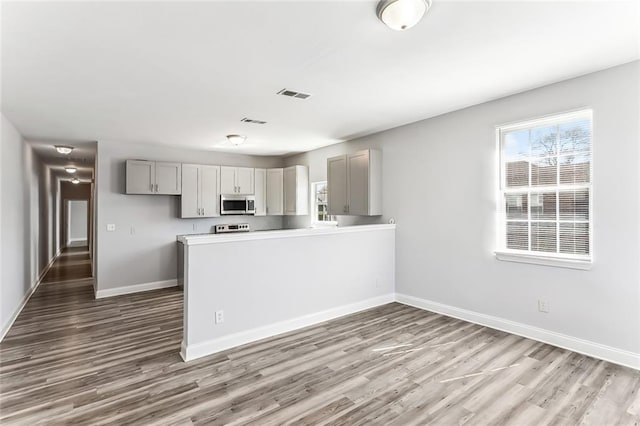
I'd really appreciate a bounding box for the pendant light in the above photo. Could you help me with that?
[377,0,431,31]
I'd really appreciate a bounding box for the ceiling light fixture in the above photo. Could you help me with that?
[226,134,247,146]
[377,0,431,31]
[65,166,77,174]
[54,145,74,155]
[71,177,80,184]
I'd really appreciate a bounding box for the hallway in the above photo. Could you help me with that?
[0,248,183,424]
[41,245,93,284]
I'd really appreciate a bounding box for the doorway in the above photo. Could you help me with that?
[66,199,88,247]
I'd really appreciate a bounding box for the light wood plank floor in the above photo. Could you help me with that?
[1,248,639,425]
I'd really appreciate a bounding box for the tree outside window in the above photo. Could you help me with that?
[311,181,336,226]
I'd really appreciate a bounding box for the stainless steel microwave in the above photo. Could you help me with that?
[220,194,255,215]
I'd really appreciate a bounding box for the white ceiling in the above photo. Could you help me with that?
[2,1,638,156]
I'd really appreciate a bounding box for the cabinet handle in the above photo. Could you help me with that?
[155,184,158,192]
[150,184,153,192]
[202,207,205,215]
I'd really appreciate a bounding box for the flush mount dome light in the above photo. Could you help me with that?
[377,0,431,31]
[71,177,80,184]
[226,134,247,146]
[65,166,77,174]
[55,145,74,155]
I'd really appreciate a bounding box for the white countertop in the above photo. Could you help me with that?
[177,224,396,246]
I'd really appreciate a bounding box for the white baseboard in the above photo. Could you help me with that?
[181,293,395,362]
[95,279,178,299]
[0,249,61,342]
[395,293,640,371]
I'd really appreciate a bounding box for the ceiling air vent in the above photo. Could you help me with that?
[277,88,313,100]
[241,117,267,125]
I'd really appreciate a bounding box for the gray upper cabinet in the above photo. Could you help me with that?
[283,165,309,216]
[181,164,220,218]
[327,155,348,215]
[266,168,284,216]
[327,149,382,216]
[254,168,267,216]
[126,160,181,195]
[220,166,255,195]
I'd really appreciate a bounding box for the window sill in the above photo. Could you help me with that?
[495,251,592,270]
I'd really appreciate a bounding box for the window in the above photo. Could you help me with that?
[311,181,336,226]
[496,110,592,269]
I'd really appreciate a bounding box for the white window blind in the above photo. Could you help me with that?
[497,110,592,264]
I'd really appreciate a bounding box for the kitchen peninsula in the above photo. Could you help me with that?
[177,224,396,361]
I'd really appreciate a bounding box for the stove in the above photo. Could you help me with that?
[214,223,250,234]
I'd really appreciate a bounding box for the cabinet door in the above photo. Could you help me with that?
[236,167,255,194]
[266,168,284,215]
[126,160,155,194]
[327,155,347,215]
[283,166,297,215]
[347,151,369,215]
[200,165,220,217]
[155,162,182,195]
[180,164,199,218]
[220,166,236,194]
[254,168,267,216]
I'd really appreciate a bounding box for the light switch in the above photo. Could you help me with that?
[107,224,116,232]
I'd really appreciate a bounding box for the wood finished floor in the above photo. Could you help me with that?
[1,248,639,425]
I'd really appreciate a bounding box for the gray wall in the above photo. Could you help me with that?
[1,113,29,335]
[284,61,640,355]
[96,141,285,290]
[1,114,56,337]
[68,200,88,242]
[37,160,60,275]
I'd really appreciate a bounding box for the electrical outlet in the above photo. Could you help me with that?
[106,224,116,232]
[215,310,224,324]
[538,300,550,313]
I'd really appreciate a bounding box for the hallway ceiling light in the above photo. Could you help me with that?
[54,145,74,155]
[71,177,80,184]
[376,0,431,31]
[65,167,77,174]
[226,134,246,146]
